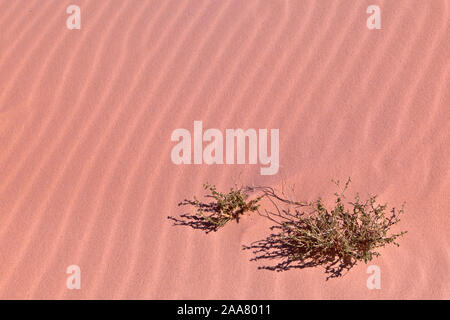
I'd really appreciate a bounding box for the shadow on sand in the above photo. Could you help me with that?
[241,223,357,280]
[167,198,222,234]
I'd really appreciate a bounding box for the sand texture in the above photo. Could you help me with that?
[0,0,449,299]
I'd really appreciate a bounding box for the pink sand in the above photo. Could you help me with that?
[0,0,449,299]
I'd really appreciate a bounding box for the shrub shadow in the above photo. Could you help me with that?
[167,198,221,234]
[242,224,357,280]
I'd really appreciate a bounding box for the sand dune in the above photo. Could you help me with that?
[0,0,449,299]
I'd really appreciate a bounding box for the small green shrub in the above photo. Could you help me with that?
[194,183,262,228]
[169,183,262,232]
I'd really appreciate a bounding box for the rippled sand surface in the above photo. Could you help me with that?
[0,0,448,299]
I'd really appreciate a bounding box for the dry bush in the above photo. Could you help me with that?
[244,179,407,279]
[168,183,262,233]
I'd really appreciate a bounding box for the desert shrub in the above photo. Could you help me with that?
[170,178,407,278]
[245,179,407,278]
[169,183,262,232]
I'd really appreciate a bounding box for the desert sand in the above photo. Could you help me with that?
[0,0,448,299]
